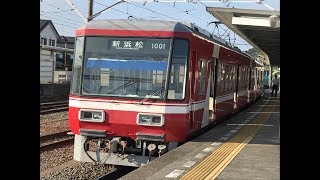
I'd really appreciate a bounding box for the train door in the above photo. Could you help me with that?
[209,57,218,121]
[210,45,220,122]
[235,63,240,109]
[189,51,197,132]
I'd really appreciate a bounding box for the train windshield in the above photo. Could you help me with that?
[80,37,172,99]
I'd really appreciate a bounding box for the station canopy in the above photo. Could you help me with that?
[206,7,280,66]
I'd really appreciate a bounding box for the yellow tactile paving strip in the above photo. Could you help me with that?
[180,103,276,180]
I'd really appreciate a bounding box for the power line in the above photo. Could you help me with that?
[40,10,85,24]
[40,13,83,27]
[41,9,74,14]
[94,1,143,20]
[41,1,73,12]
[54,22,79,29]
[126,1,180,21]
[57,28,76,35]
[41,1,83,19]
[156,1,209,23]
[197,0,208,8]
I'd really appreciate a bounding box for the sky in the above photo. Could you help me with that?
[40,0,279,51]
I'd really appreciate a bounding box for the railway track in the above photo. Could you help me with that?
[40,118,68,125]
[40,97,68,103]
[40,100,69,114]
[40,130,74,152]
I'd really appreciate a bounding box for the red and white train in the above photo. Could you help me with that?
[68,19,264,167]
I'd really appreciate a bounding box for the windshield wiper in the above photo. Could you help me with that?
[139,86,165,105]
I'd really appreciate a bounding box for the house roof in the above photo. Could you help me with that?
[40,19,60,38]
[64,36,75,43]
[58,36,75,44]
[40,19,49,30]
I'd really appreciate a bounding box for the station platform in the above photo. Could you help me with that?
[120,93,280,180]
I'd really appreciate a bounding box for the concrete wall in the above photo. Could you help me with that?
[40,83,70,100]
[40,60,54,83]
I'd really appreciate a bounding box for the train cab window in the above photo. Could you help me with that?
[80,37,170,98]
[71,36,84,94]
[199,59,206,95]
[168,39,189,100]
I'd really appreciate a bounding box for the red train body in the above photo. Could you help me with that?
[68,19,264,166]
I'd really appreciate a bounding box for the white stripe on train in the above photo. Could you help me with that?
[69,93,240,114]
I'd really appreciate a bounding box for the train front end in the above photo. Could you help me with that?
[68,20,191,167]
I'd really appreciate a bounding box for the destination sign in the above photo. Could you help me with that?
[108,38,170,53]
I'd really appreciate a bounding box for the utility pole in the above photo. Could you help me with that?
[66,0,124,22]
[88,0,93,22]
[64,42,67,69]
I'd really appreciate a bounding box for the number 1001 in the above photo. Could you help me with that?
[152,43,166,50]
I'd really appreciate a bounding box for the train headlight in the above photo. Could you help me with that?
[137,113,164,126]
[141,115,152,123]
[79,109,105,122]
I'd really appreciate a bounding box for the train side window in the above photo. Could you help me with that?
[251,68,254,89]
[217,63,221,91]
[71,36,84,94]
[228,65,231,91]
[199,59,206,95]
[226,65,231,91]
[241,67,245,88]
[219,63,225,92]
[257,69,260,86]
[167,39,189,100]
[245,67,248,88]
[225,65,228,91]
[232,65,236,90]
[238,66,241,89]
[260,70,263,86]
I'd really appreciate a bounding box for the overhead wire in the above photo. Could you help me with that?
[41,1,85,21]
[125,0,180,21]
[94,1,143,20]
[40,13,83,27]
[156,1,209,23]
[54,22,79,29]
[40,11,86,24]
[42,0,252,50]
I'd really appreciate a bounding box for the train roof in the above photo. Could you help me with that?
[82,19,252,60]
[83,19,192,33]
